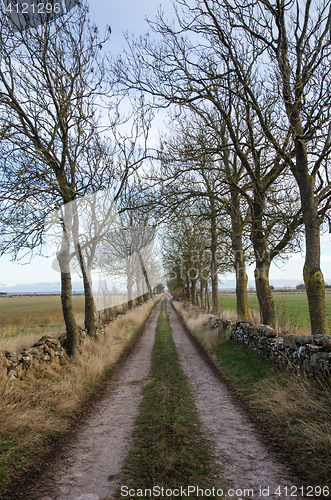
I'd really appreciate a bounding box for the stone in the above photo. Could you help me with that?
[306,344,323,353]
[8,370,18,381]
[310,352,325,367]
[260,325,277,338]
[30,347,43,356]
[6,358,13,368]
[4,351,19,361]
[283,333,297,346]
[287,342,298,351]
[45,338,60,348]
[313,334,331,346]
[21,354,32,365]
[322,338,331,352]
[32,335,53,347]
[295,335,314,346]
[59,334,67,347]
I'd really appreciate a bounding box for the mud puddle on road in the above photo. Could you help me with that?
[24,300,162,500]
[166,300,306,500]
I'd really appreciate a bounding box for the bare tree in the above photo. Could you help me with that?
[112,0,330,335]
[0,3,111,354]
[157,108,302,326]
[158,111,251,318]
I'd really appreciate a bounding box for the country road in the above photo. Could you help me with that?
[166,300,304,500]
[17,297,305,500]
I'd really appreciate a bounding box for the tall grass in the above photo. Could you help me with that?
[0,296,160,495]
[0,295,132,353]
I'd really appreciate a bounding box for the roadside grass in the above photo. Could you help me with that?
[0,296,160,496]
[217,292,331,333]
[117,300,221,499]
[173,300,331,486]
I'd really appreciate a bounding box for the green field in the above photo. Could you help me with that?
[218,292,331,333]
[0,294,85,335]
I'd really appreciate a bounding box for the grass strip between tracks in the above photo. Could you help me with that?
[117,299,221,499]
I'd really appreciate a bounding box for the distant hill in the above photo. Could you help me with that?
[0,281,84,293]
[218,278,305,290]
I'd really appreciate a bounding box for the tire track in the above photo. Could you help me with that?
[166,299,305,500]
[25,300,162,500]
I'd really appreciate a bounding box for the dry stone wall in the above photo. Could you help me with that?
[0,329,87,381]
[0,301,148,381]
[0,325,110,381]
[209,316,331,379]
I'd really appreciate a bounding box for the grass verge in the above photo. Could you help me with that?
[173,300,331,487]
[0,296,160,496]
[117,299,221,499]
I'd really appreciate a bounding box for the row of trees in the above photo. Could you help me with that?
[1,0,331,351]
[153,109,303,329]
[112,0,331,337]
[0,3,158,355]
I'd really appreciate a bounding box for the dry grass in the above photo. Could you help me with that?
[173,301,231,350]
[173,302,221,356]
[250,374,331,479]
[174,298,310,339]
[0,296,161,491]
[0,297,135,353]
[1,328,62,354]
[0,311,85,353]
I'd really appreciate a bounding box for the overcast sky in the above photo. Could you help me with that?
[0,0,331,290]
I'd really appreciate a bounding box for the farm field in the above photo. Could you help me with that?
[218,292,331,333]
[0,294,85,352]
[0,293,138,352]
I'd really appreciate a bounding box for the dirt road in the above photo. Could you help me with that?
[17,298,305,500]
[25,300,162,500]
[166,300,304,500]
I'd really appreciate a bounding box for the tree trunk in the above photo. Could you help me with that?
[76,243,96,336]
[136,275,143,304]
[229,190,250,321]
[254,260,275,328]
[127,274,133,308]
[292,141,329,337]
[191,279,197,305]
[71,206,96,337]
[138,252,152,300]
[57,229,78,356]
[235,254,250,321]
[252,200,276,328]
[210,197,219,315]
[275,6,329,337]
[186,274,191,302]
